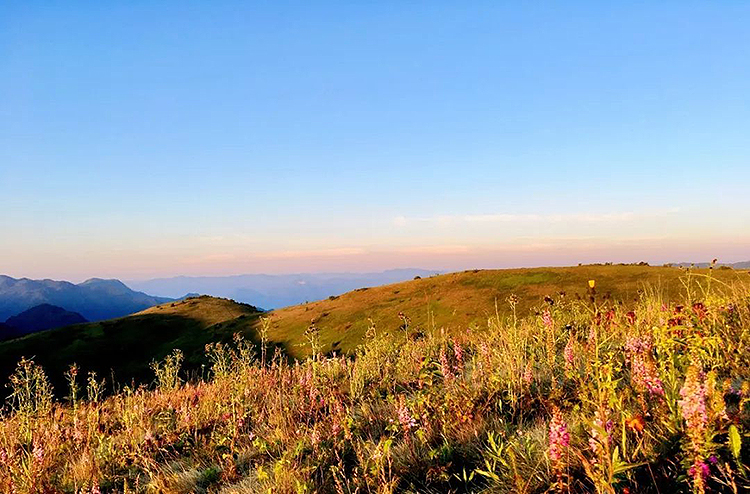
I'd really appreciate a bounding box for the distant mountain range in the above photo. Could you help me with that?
[0,270,435,341]
[0,275,173,323]
[127,268,439,309]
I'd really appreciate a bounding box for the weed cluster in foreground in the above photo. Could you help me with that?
[1,275,749,493]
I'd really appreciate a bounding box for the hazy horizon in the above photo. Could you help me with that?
[2,251,748,286]
[2,2,749,281]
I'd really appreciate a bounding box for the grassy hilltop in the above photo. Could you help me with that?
[0,267,748,493]
[0,265,745,393]
[262,264,744,357]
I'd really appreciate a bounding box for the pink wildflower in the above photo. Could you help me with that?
[542,310,553,329]
[395,396,417,432]
[32,443,44,464]
[679,365,710,492]
[688,459,710,492]
[453,340,464,374]
[564,336,575,372]
[679,366,708,436]
[523,361,534,386]
[440,348,453,381]
[625,336,664,397]
[548,408,570,463]
[587,325,598,347]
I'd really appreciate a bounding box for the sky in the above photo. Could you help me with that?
[1,1,749,282]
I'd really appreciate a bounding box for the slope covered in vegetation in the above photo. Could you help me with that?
[0,272,748,493]
[0,265,744,397]
[262,264,744,357]
[0,296,262,396]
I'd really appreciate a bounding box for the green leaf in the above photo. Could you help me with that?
[611,446,645,476]
[729,425,741,460]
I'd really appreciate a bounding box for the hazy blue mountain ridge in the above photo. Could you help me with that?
[0,275,173,322]
[4,304,87,336]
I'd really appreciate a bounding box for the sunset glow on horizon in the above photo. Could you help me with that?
[2,2,749,282]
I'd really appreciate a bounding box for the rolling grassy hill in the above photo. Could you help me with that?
[260,264,747,357]
[0,296,262,396]
[0,265,745,395]
[2,265,748,492]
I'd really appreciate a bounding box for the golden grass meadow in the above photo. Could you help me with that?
[1,266,749,493]
[5,3,750,493]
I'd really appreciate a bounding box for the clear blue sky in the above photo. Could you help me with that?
[1,1,749,281]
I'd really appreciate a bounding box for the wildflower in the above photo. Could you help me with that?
[32,443,44,464]
[548,408,570,462]
[439,347,453,381]
[588,324,598,345]
[625,336,665,397]
[588,408,614,457]
[542,309,553,329]
[394,396,417,432]
[692,302,707,322]
[688,459,710,492]
[626,311,637,325]
[588,280,596,289]
[679,365,710,492]
[679,366,708,437]
[453,340,464,374]
[631,356,665,396]
[605,309,616,326]
[523,361,534,386]
[625,414,645,434]
[668,317,684,328]
[563,336,575,372]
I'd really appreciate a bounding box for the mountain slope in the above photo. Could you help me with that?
[3,304,87,337]
[0,296,262,396]
[1,265,745,396]
[0,322,21,341]
[260,264,748,357]
[127,269,437,309]
[0,275,173,322]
